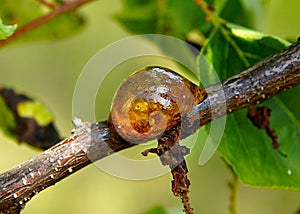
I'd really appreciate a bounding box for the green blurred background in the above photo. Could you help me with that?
[1,0,300,213]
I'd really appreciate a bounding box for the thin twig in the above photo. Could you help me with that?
[0,41,299,213]
[0,0,93,47]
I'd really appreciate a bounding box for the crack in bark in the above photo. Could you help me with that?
[0,41,300,213]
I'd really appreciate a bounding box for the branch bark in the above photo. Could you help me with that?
[0,40,299,213]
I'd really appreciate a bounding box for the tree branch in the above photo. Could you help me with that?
[0,40,299,213]
[0,0,93,47]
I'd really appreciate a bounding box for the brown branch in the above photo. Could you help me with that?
[0,41,300,213]
[180,39,300,138]
[0,0,93,47]
[0,121,134,213]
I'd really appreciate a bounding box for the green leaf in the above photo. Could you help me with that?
[0,1,85,42]
[17,101,54,126]
[0,93,16,138]
[218,0,253,28]
[114,1,159,34]
[142,206,168,214]
[201,23,289,80]
[200,24,300,190]
[115,0,253,39]
[0,88,61,150]
[0,19,16,40]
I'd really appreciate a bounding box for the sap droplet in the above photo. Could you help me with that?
[82,147,88,153]
[265,70,273,76]
[22,178,28,185]
[72,117,83,128]
[30,172,35,178]
[109,66,207,143]
[287,169,292,175]
[85,127,91,133]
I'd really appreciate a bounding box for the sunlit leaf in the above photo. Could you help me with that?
[200,23,300,190]
[17,101,54,126]
[0,19,16,40]
[0,87,61,150]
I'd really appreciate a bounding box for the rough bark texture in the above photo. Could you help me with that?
[0,40,299,213]
[182,40,300,138]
